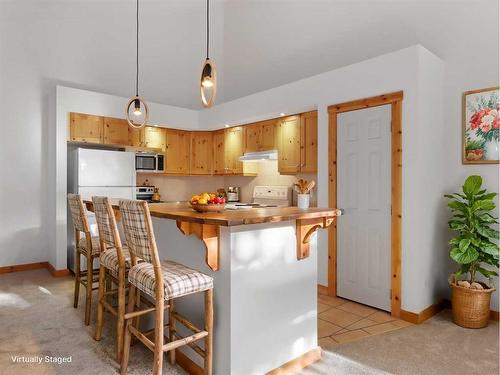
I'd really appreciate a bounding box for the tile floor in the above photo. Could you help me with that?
[318,293,414,348]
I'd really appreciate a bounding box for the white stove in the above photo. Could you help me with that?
[225,185,291,210]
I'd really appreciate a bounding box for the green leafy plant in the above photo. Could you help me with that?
[445,175,499,284]
[465,139,485,151]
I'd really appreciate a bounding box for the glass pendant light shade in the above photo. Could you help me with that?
[126,95,149,129]
[200,58,217,107]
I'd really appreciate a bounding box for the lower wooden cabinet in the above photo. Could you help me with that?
[69,113,103,144]
[190,132,213,175]
[165,129,190,174]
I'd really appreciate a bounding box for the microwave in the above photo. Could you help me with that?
[135,153,165,173]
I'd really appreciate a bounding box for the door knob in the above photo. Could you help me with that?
[335,208,345,216]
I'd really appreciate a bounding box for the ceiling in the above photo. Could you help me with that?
[1,0,498,109]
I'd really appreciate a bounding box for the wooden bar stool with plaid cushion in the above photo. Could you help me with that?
[67,193,100,326]
[92,196,133,362]
[119,199,214,375]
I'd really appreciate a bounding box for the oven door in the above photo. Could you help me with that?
[136,154,157,171]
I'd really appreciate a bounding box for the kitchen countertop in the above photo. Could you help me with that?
[84,200,340,226]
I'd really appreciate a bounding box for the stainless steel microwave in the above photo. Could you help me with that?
[135,152,165,173]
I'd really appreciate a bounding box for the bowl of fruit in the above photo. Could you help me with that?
[190,193,226,212]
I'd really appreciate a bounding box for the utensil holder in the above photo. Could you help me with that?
[297,194,310,209]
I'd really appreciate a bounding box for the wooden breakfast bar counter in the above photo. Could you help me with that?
[85,200,341,374]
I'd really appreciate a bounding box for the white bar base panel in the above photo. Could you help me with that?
[152,218,319,375]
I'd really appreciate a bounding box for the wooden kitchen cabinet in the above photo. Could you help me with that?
[300,111,318,173]
[225,126,244,174]
[128,126,144,147]
[165,129,190,174]
[143,126,166,150]
[213,130,226,175]
[277,115,301,174]
[103,117,129,146]
[244,120,277,152]
[69,113,103,144]
[190,132,213,175]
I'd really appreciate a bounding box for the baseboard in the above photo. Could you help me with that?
[266,347,322,375]
[400,299,450,324]
[47,263,71,277]
[0,261,48,274]
[175,350,204,375]
[0,261,70,278]
[318,284,328,296]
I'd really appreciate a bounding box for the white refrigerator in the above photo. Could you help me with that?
[67,147,136,272]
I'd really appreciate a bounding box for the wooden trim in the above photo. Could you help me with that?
[47,263,71,277]
[400,299,450,324]
[175,350,204,375]
[318,284,328,296]
[0,261,70,277]
[296,216,337,260]
[328,91,404,317]
[328,91,404,114]
[176,221,220,271]
[266,347,321,375]
[490,310,499,322]
[0,261,48,275]
[462,86,500,165]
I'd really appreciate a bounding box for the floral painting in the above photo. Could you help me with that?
[463,87,499,164]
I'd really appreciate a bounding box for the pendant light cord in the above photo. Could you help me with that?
[206,0,209,59]
[136,0,139,97]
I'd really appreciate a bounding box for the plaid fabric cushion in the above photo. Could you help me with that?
[128,260,213,300]
[68,194,89,232]
[92,196,116,248]
[100,246,131,278]
[78,236,101,256]
[119,199,153,263]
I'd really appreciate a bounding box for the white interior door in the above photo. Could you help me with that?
[337,105,391,311]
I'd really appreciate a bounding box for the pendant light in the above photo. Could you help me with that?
[200,0,217,108]
[126,0,149,129]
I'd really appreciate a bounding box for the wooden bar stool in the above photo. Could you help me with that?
[92,196,132,362]
[67,193,100,326]
[118,199,214,375]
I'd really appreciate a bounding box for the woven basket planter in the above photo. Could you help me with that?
[450,283,495,329]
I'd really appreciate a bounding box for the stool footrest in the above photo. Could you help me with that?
[172,311,202,334]
[172,332,206,358]
[162,331,208,352]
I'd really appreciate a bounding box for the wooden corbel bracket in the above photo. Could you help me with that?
[176,221,220,271]
[296,215,337,260]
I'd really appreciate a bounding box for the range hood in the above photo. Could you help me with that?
[239,149,278,161]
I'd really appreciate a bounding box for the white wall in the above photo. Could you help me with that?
[52,86,199,270]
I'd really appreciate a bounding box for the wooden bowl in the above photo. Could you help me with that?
[190,202,226,213]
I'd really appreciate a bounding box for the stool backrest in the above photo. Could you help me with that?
[92,197,124,261]
[68,194,90,233]
[119,199,160,268]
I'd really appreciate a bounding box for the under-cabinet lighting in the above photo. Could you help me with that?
[279,113,285,117]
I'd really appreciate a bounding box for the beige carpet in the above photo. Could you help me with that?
[0,269,498,375]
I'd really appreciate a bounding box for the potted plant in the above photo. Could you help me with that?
[445,175,499,328]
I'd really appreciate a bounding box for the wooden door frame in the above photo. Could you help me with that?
[327,91,403,317]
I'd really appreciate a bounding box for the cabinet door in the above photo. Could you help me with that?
[144,126,166,150]
[165,129,190,174]
[300,111,318,173]
[259,119,277,151]
[103,117,129,145]
[277,115,301,174]
[69,113,103,143]
[213,130,226,175]
[190,132,213,175]
[244,123,261,153]
[225,126,244,174]
[128,126,144,147]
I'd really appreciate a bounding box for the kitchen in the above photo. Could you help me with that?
[1,1,498,375]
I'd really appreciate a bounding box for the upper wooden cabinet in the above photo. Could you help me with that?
[143,126,166,151]
[190,132,213,175]
[69,113,103,144]
[225,126,244,174]
[128,126,144,148]
[300,111,318,173]
[277,115,301,174]
[244,120,277,152]
[103,117,129,146]
[164,129,190,174]
[213,130,226,175]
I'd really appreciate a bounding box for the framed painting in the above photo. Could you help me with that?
[463,86,499,164]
